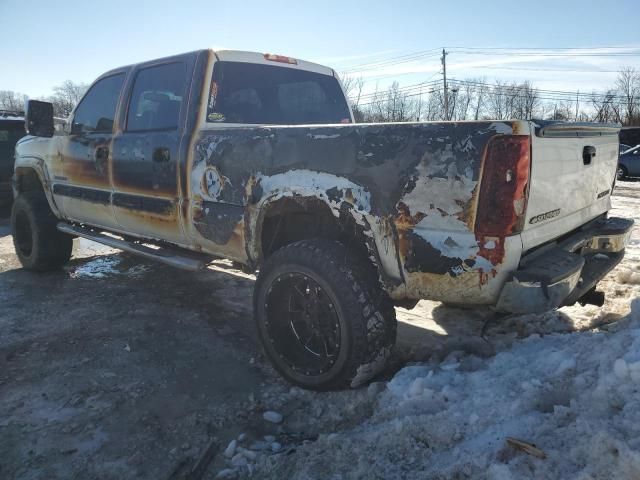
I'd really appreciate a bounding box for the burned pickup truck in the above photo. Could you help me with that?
[12,49,633,389]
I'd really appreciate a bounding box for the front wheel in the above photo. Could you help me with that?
[11,191,72,271]
[254,239,396,390]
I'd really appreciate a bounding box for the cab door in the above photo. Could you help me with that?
[56,73,126,229]
[111,60,191,244]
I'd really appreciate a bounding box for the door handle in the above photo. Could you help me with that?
[94,146,109,161]
[94,146,109,175]
[583,146,596,165]
[153,147,170,163]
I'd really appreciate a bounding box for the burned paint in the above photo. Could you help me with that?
[111,132,179,196]
[188,120,527,298]
[193,201,244,245]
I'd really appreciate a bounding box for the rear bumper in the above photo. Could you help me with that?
[496,216,634,314]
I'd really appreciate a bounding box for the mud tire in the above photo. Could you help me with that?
[254,238,396,390]
[11,191,72,271]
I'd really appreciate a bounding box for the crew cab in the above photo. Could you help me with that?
[12,49,634,389]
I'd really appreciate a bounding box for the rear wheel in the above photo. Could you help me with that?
[617,165,628,180]
[254,239,396,390]
[11,191,72,271]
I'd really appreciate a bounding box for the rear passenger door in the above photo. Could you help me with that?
[111,61,189,243]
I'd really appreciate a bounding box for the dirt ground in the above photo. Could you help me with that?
[1,181,638,480]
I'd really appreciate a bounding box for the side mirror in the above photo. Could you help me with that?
[25,100,54,137]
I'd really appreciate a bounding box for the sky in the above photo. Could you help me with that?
[2,0,640,99]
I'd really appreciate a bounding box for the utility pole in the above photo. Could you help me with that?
[441,48,449,120]
[575,90,579,121]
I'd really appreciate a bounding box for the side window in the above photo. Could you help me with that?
[127,62,186,131]
[72,74,125,134]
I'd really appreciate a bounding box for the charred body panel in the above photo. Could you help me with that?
[191,120,525,299]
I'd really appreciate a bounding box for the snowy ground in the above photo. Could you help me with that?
[245,180,640,480]
[1,181,638,480]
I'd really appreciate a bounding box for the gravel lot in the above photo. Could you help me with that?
[1,180,638,480]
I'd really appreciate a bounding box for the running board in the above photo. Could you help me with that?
[57,223,211,271]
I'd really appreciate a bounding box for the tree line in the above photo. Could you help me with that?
[0,80,88,117]
[1,67,639,126]
[343,67,640,125]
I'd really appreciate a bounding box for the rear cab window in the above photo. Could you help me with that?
[207,61,351,125]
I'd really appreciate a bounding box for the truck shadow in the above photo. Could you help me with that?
[61,250,601,374]
[4,247,611,385]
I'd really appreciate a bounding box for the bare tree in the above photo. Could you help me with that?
[616,67,640,125]
[0,90,25,112]
[591,90,620,124]
[341,75,365,106]
[46,80,88,117]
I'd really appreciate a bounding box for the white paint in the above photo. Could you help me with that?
[523,131,618,252]
[306,133,341,140]
[257,169,371,212]
[489,122,513,135]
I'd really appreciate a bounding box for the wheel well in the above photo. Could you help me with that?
[259,197,373,266]
[14,168,45,194]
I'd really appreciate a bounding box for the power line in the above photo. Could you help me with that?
[337,45,640,75]
[451,50,640,57]
[353,79,442,101]
[447,78,627,100]
[445,45,639,51]
[442,48,449,120]
[454,65,622,74]
[340,49,441,73]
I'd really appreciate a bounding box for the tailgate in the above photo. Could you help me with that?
[521,122,620,251]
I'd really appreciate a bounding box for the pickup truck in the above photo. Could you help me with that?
[12,49,634,390]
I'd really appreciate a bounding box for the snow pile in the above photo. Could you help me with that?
[250,183,640,479]
[68,255,149,279]
[618,267,640,285]
[257,300,640,479]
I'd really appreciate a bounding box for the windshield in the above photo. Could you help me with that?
[207,61,351,125]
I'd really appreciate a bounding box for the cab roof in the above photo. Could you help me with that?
[212,50,336,77]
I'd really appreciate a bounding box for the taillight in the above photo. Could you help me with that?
[475,135,530,237]
[263,53,297,64]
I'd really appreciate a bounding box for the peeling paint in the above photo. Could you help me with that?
[189,120,525,299]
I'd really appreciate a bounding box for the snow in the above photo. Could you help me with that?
[224,439,237,458]
[235,180,640,480]
[262,411,283,424]
[0,114,24,121]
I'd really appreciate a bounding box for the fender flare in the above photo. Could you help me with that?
[245,170,402,288]
[13,155,62,217]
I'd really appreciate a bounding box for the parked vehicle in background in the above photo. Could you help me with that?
[620,127,640,149]
[10,49,634,390]
[0,110,26,209]
[618,145,640,179]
